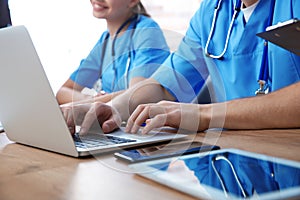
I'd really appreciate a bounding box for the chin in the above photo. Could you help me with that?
[93,13,106,19]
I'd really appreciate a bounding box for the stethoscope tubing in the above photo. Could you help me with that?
[204,0,276,95]
[97,14,139,92]
[204,0,242,59]
[211,155,247,198]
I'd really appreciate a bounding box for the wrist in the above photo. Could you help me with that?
[107,100,130,122]
[203,102,227,130]
[198,104,211,131]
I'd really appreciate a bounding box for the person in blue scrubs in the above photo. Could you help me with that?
[62,0,300,135]
[56,0,170,105]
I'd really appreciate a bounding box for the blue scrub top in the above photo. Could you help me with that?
[152,0,300,102]
[70,15,170,93]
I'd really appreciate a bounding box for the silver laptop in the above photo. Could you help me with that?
[0,25,187,157]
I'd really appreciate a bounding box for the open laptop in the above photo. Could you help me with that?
[0,25,187,157]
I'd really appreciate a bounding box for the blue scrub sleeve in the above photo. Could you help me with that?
[69,33,107,88]
[152,12,209,103]
[128,27,170,80]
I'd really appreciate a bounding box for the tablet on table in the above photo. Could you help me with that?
[130,148,300,200]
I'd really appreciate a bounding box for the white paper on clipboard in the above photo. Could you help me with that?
[256,18,300,56]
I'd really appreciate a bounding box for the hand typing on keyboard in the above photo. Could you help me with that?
[61,102,122,135]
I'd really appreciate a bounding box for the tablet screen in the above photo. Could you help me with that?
[131,149,300,199]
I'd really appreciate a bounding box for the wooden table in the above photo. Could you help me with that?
[0,129,299,200]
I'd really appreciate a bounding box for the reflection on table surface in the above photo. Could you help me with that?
[150,150,300,199]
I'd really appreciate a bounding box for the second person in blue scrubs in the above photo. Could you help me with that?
[62,0,300,135]
[56,0,170,105]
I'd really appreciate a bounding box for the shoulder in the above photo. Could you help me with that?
[94,30,109,45]
[192,0,233,20]
[132,15,165,39]
[189,0,216,27]
[187,0,214,38]
[272,0,300,23]
[135,15,161,29]
[291,0,300,17]
[99,31,109,41]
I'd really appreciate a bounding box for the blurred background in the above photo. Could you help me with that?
[8,0,201,93]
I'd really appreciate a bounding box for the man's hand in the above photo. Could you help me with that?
[61,102,122,135]
[125,101,203,134]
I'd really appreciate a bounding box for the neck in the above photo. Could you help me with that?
[107,14,134,38]
[242,0,259,7]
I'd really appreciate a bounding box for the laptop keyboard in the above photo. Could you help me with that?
[73,133,136,148]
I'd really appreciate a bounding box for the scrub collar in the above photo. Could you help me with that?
[241,0,260,23]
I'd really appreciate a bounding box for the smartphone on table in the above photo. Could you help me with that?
[114,141,220,163]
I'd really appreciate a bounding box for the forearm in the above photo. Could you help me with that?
[67,90,124,106]
[201,83,300,130]
[56,87,91,105]
[225,84,300,129]
[110,78,175,121]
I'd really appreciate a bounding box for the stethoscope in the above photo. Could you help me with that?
[204,0,275,95]
[204,0,242,59]
[94,14,139,93]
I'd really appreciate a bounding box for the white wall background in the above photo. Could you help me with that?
[8,0,200,93]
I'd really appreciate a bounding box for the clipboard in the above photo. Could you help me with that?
[256,18,300,56]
